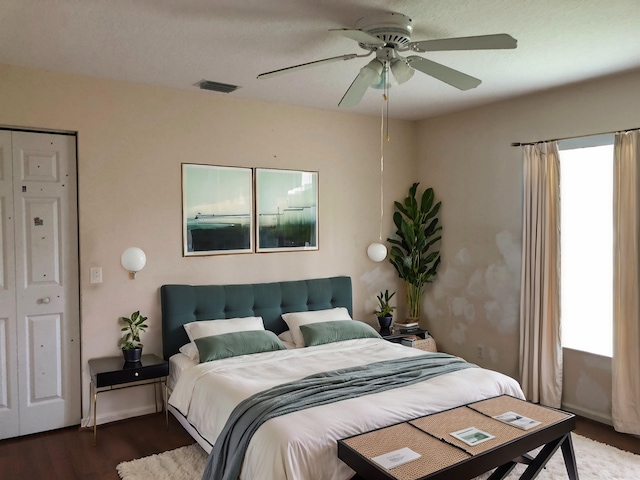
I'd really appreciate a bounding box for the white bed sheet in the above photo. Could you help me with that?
[168,352,197,390]
[169,338,524,480]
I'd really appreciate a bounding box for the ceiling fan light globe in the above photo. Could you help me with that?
[361,59,384,87]
[371,69,394,89]
[391,58,415,84]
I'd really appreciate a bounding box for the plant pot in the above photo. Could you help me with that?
[377,315,393,336]
[122,347,142,363]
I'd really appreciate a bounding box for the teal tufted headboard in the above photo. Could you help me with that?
[160,276,352,360]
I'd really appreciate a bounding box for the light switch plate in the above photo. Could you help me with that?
[90,267,102,284]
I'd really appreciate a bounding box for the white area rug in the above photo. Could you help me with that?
[117,444,207,480]
[116,434,640,480]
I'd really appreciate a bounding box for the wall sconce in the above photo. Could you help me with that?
[121,247,146,279]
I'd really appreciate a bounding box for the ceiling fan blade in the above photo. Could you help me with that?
[257,54,358,79]
[410,34,517,52]
[407,56,481,90]
[338,70,372,107]
[330,28,385,47]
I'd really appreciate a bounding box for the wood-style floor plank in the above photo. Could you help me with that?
[0,413,193,480]
[0,413,638,479]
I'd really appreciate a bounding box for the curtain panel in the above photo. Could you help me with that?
[519,142,563,408]
[612,130,640,434]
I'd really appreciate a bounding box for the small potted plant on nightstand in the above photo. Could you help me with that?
[119,310,148,363]
[375,290,396,336]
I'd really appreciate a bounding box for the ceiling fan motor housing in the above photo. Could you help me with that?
[355,12,413,49]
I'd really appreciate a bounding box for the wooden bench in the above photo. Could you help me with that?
[338,395,578,480]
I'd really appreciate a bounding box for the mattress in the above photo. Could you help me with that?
[168,352,197,391]
[169,338,524,480]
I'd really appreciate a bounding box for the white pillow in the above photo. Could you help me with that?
[278,330,294,343]
[179,342,199,361]
[277,330,297,349]
[281,307,352,348]
[183,316,265,354]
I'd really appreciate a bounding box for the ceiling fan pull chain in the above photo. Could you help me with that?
[379,93,385,242]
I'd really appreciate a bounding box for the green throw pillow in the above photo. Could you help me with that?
[300,320,381,347]
[195,330,286,363]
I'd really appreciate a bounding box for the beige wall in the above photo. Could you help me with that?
[0,63,416,423]
[3,60,638,426]
[417,67,640,423]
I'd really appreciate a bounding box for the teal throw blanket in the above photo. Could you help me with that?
[202,352,476,480]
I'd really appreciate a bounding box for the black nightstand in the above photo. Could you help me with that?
[88,354,168,445]
[382,328,429,343]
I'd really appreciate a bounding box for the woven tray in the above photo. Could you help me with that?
[410,406,529,455]
[468,395,570,427]
[342,423,469,480]
[414,337,437,352]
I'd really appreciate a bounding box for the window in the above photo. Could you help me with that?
[559,134,614,357]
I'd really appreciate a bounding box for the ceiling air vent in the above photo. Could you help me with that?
[197,80,239,93]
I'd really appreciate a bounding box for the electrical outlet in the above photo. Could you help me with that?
[90,267,102,284]
[477,344,485,360]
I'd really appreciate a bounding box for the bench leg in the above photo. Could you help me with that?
[517,434,567,480]
[561,433,579,480]
[487,461,518,480]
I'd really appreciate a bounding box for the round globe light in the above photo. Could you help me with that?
[367,242,388,262]
[121,247,146,277]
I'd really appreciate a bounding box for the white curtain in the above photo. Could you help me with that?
[612,130,640,434]
[519,142,563,408]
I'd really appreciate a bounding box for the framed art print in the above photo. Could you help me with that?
[182,164,253,256]
[255,168,318,252]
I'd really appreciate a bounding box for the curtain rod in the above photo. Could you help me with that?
[511,127,640,147]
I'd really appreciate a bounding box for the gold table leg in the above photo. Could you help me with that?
[164,382,170,430]
[92,381,97,446]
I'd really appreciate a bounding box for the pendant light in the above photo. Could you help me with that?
[367,65,390,262]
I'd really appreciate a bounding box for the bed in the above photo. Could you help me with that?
[161,276,524,480]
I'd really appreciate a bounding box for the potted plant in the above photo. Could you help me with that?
[375,290,396,336]
[119,310,148,363]
[388,183,442,323]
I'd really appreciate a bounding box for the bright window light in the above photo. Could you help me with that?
[559,144,613,357]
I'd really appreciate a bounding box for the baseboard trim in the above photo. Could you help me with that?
[81,404,159,428]
[561,401,613,426]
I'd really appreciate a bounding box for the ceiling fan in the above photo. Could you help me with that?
[257,12,517,107]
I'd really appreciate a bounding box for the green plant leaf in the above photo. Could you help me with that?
[425,201,441,221]
[420,188,434,213]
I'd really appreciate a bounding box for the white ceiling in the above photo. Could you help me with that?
[2,0,640,120]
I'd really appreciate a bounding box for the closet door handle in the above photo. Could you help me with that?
[40,297,51,304]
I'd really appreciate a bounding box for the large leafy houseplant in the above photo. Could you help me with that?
[387,183,442,321]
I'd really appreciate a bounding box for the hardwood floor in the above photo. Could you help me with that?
[0,413,638,479]
[574,415,640,455]
[0,413,193,480]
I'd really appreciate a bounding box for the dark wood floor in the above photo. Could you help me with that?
[0,413,193,480]
[0,413,638,480]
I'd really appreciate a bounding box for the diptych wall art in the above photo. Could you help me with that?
[182,165,318,256]
[256,168,318,252]
[182,164,253,256]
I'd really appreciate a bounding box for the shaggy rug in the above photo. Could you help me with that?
[116,434,639,480]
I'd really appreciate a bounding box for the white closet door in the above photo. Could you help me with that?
[0,130,19,439]
[0,130,80,439]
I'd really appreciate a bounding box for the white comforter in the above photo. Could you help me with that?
[169,338,524,480]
